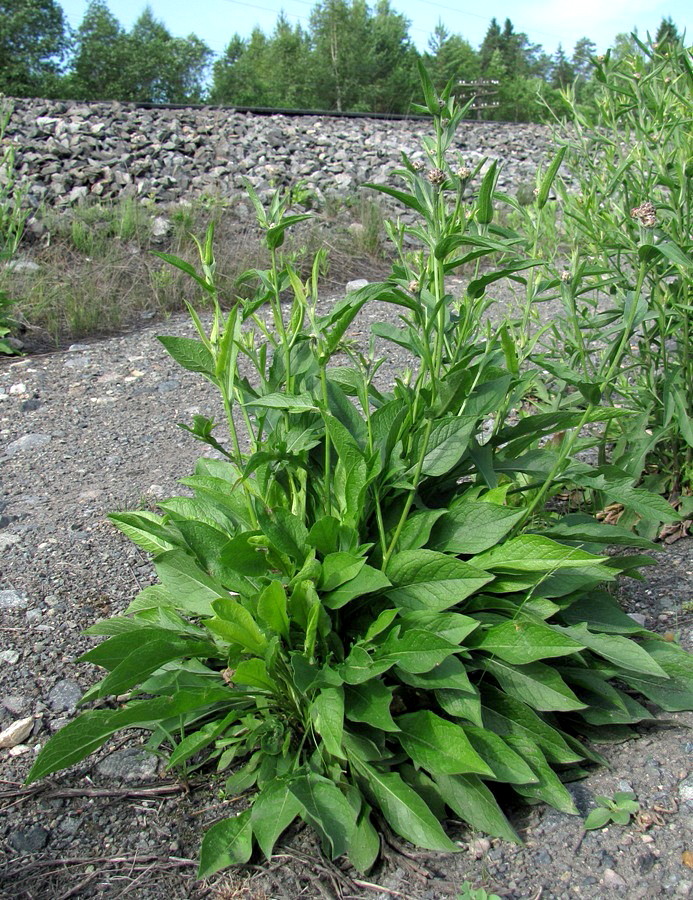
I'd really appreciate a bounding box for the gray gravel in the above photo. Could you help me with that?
[1,290,692,899]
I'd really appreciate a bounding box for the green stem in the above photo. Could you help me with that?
[382,417,433,568]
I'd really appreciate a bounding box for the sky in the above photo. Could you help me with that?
[57,0,692,58]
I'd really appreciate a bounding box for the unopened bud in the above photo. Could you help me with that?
[457,166,471,179]
[560,270,571,282]
[630,200,656,227]
[427,168,446,186]
[408,279,420,293]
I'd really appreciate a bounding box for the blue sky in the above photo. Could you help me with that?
[57,1,691,58]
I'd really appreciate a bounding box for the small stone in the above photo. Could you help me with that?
[683,851,693,869]
[345,278,368,293]
[151,216,172,238]
[468,837,491,858]
[0,590,28,610]
[679,778,693,803]
[96,747,159,781]
[0,716,34,749]
[8,825,50,853]
[4,433,52,456]
[48,679,82,713]
[21,398,41,412]
[628,613,647,626]
[2,695,28,716]
[639,852,658,874]
[9,383,26,395]
[6,259,40,274]
[0,649,20,664]
[0,533,20,551]
[603,868,627,888]
[9,743,31,757]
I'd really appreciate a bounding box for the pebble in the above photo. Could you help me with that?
[9,383,26,395]
[468,837,491,858]
[603,868,627,887]
[4,433,52,455]
[2,695,28,715]
[0,649,20,664]
[0,533,21,551]
[8,825,50,853]
[0,716,34,749]
[346,278,369,292]
[679,778,693,803]
[48,679,82,713]
[0,590,28,609]
[95,747,159,781]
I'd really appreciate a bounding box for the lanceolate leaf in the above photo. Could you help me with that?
[470,619,585,664]
[288,774,357,858]
[26,689,231,783]
[251,778,303,859]
[198,810,252,877]
[386,549,492,610]
[505,733,579,815]
[474,535,608,572]
[396,710,494,777]
[345,682,399,732]
[354,759,459,852]
[481,686,583,765]
[430,502,524,555]
[483,658,586,712]
[434,773,521,844]
[375,628,459,674]
[311,686,346,759]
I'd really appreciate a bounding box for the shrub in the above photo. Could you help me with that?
[27,65,693,879]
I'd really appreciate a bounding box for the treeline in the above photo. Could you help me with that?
[0,0,684,121]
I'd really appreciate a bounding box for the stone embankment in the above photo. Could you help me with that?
[6,98,554,212]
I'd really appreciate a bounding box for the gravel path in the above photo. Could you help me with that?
[1,295,692,900]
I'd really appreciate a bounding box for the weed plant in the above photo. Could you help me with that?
[0,96,28,354]
[27,66,693,878]
[546,36,692,518]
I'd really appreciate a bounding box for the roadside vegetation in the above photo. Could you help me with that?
[23,46,693,882]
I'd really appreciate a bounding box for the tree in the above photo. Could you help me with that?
[309,0,372,111]
[572,37,596,81]
[425,20,480,92]
[362,0,418,112]
[67,0,131,100]
[126,6,212,103]
[654,17,679,47]
[551,44,575,88]
[0,0,68,96]
[480,18,502,73]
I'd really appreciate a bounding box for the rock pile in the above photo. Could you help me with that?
[8,98,554,214]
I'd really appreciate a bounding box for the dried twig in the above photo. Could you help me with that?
[0,781,186,804]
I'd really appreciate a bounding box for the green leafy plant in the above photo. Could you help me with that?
[584,791,639,829]
[0,96,28,354]
[458,882,502,900]
[25,64,693,880]
[543,35,693,519]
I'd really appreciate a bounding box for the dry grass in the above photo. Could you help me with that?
[2,192,392,352]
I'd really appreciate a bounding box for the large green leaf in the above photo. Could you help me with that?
[462,725,538,785]
[396,655,473,691]
[396,710,494,777]
[108,511,180,555]
[348,805,380,873]
[198,810,252,877]
[617,640,693,711]
[155,549,230,616]
[257,580,289,639]
[322,565,391,610]
[434,773,520,843]
[430,502,524,555]
[563,623,668,677]
[475,535,607,572]
[355,760,459,852]
[319,552,366,591]
[386,549,492,611]
[375,628,459,674]
[158,336,215,377]
[345,681,399,732]
[470,619,585,664]
[81,636,215,700]
[505,734,579,814]
[415,416,476,477]
[311,686,346,759]
[251,778,303,859]
[398,610,480,644]
[481,686,582,765]
[26,689,230,783]
[483,659,586,712]
[208,598,268,656]
[289,774,357,858]
[258,507,309,564]
[436,686,483,726]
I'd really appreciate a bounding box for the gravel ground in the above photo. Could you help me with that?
[1,289,692,900]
